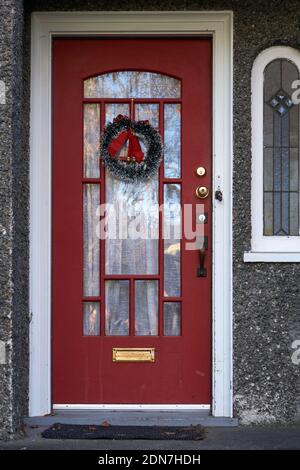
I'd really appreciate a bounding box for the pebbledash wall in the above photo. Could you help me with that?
[0,0,300,438]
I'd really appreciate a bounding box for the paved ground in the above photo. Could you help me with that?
[0,424,299,450]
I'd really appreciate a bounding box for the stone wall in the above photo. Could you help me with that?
[0,0,29,439]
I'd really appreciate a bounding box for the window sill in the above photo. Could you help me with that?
[244,252,300,262]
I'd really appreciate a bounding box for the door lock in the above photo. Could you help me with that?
[196,166,206,176]
[195,186,209,199]
[215,190,223,202]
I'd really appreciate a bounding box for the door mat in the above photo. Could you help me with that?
[41,424,205,440]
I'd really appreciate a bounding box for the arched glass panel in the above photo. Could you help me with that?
[263,59,300,235]
[84,71,181,98]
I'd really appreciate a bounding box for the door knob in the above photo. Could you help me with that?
[195,186,209,199]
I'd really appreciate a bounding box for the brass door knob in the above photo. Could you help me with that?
[196,186,209,199]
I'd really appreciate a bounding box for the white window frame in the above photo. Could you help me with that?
[245,46,300,263]
[30,11,233,417]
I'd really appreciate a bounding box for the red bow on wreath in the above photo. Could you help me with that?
[108,114,149,163]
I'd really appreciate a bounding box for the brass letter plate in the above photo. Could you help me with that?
[112,348,155,363]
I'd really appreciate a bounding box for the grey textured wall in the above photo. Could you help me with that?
[0,0,29,440]
[1,0,300,438]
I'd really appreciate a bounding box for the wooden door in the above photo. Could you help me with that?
[52,38,212,404]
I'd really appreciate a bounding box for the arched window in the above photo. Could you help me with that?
[245,47,300,261]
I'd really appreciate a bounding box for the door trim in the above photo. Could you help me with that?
[30,11,233,417]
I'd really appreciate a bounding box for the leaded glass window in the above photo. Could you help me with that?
[263,59,300,236]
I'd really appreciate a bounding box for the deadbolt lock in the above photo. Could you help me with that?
[196,166,206,176]
[196,186,209,199]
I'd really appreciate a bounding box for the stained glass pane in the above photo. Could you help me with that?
[83,302,100,336]
[164,104,181,178]
[164,184,181,297]
[105,173,159,275]
[263,58,300,236]
[263,105,273,147]
[290,193,299,235]
[135,280,158,336]
[263,148,273,191]
[264,193,273,236]
[290,148,298,191]
[83,184,100,296]
[264,60,281,101]
[164,302,181,336]
[105,280,129,336]
[84,104,100,178]
[289,105,299,148]
[274,192,282,235]
[84,71,181,99]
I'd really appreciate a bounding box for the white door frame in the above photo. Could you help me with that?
[30,11,233,417]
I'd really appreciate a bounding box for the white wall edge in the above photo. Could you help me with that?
[30,10,233,418]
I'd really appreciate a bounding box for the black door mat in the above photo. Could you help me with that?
[41,424,205,440]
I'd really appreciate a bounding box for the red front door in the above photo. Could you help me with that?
[52,38,212,404]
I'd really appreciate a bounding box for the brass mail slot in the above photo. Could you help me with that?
[112,348,155,363]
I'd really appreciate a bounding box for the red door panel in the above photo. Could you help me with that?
[52,38,212,404]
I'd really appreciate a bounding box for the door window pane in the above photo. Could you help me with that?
[135,280,158,336]
[164,302,181,336]
[164,104,181,178]
[84,71,181,98]
[83,184,100,296]
[84,104,100,178]
[83,302,100,336]
[105,174,159,274]
[105,103,130,125]
[164,184,181,297]
[105,280,129,336]
[135,103,159,128]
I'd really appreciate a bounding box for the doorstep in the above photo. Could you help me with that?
[24,410,238,428]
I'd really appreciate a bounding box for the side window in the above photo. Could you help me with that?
[263,59,299,236]
[245,47,300,261]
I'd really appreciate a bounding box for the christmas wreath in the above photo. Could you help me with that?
[100,114,162,182]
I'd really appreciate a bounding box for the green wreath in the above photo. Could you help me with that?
[100,115,162,182]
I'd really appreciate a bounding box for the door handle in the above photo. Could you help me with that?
[197,247,207,277]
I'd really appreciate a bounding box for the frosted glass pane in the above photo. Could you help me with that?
[105,173,159,274]
[83,185,100,296]
[135,103,159,128]
[83,302,100,336]
[105,281,129,336]
[84,71,181,98]
[105,103,130,125]
[135,281,158,336]
[164,104,181,178]
[164,184,181,297]
[164,302,181,336]
[84,104,100,178]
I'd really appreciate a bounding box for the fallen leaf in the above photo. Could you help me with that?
[101,420,110,427]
